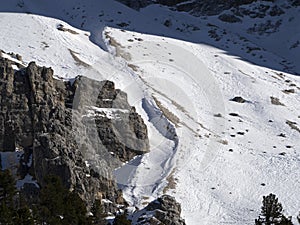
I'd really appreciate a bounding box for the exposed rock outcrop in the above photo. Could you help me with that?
[116,0,300,23]
[0,55,149,213]
[136,195,186,225]
[230,96,247,103]
[117,0,276,16]
[0,54,186,225]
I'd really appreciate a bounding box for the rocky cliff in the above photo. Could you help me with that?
[0,53,187,224]
[0,54,149,212]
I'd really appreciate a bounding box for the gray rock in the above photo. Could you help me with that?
[0,54,149,213]
[136,195,186,225]
[230,96,247,103]
[218,14,242,23]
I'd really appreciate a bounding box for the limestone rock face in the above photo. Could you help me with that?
[0,56,149,212]
[136,195,186,225]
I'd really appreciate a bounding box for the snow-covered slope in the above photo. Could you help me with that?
[0,1,299,224]
[105,27,300,225]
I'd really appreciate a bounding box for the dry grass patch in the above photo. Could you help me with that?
[68,49,90,68]
[218,139,228,145]
[273,71,285,79]
[286,120,300,133]
[282,89,295,94]
[57,24,79,34]
[270,96,284,106]
[163,170,177,194]
[128,63,139,72]
[104,32,132,60]
[152,96,180,127]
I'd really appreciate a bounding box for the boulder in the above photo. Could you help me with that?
[136,195,186,225]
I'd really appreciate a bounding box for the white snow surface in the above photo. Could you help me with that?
[0,1,299,224]
[16,174,39,190]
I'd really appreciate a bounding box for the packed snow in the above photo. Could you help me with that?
[0,0,299,224]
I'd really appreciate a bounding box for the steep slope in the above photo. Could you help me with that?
[2,0,300,75]
[105,26,300,225]
[0,55,150,211]
[127,0,300,74]
[0,1,299,225]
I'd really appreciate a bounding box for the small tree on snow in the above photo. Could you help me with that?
[255,193,293,225]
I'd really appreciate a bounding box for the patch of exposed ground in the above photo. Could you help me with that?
[68,49,90,68]
[282,89,295,94]
[272,71,285,79]
[286,120,300,133]
[127,63,139,71]
[152,96,180,127]
[105,32,131,60]
[270,96,284,106]
[163,169,177,194]
[57,24,79,34]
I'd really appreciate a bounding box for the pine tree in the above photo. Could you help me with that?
[0,170,34,224]
[91,199,106,225]
[35,175,89,225]
[14,193,34,225]
[37,175,66,224]
[113,212,132,225]
[64,191,89,225]
[279,215,293,225]
[0,169,17,225]
[0,170,16,203]
[255,193,293,225]
[262,193,283,224]
[13,206,34,225]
